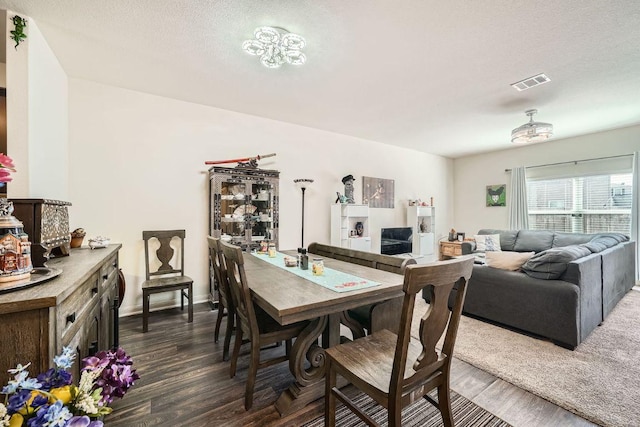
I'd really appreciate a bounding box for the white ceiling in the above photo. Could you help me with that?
[2,0,640,158]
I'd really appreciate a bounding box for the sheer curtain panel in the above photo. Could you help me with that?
[509,166,529,230]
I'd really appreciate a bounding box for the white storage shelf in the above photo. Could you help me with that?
[331,204,371,252]
[407,205,436,258]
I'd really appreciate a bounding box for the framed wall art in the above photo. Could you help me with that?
[486,184,506,207]
[363,176,395,208]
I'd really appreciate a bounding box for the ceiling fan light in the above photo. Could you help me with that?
[511,109,553,144]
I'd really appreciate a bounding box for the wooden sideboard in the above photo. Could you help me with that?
[0,245,121,384]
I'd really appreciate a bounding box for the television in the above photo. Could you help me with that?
[380,227,412,255]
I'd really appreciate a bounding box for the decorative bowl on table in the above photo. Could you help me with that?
[88,236,110,249]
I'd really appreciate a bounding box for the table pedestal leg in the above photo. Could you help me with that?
[275,314,333,416]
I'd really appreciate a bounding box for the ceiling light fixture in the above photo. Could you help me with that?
[511,109,554,144]
[242,26,306,69]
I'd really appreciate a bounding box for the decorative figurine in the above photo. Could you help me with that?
[342,174,355,204]
[0,198,33,282]
[335,192,347,204]
[355,221,364,237]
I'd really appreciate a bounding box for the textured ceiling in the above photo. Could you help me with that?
[1,0,640,158]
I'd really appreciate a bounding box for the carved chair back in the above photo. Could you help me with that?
[219,240,258,341]
[207,236,233,313]
[142,230,187,281]
[391,257,473,399]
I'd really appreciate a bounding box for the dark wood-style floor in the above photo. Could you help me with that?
[107,303,596,427]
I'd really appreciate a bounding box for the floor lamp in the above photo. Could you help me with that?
[294,178,314,248]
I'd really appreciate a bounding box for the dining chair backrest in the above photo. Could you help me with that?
[207,236,233,312]
[390,257,474,399]
[219,240,258,341]
[142,230,186,281]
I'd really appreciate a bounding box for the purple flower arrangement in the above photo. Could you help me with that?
[0,347,139,427]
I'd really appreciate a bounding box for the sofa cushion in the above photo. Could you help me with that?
[553,232,595,247]
[514,230,555,253]
[486,251,535,271]
[478,229,518,251]
[521,245,593,279]
[583,234,630,253]
[475,234,502,252]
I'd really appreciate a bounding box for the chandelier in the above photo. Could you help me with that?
[242,26,306,69]
[511,109,554,144]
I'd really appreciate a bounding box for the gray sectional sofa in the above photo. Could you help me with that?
[423,229,635,349]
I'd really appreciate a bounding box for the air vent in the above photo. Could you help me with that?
[511,73,551,91]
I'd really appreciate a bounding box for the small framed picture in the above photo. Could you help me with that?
[456,232,465,242]
[486,184,506,207]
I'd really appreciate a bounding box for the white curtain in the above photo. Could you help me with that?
[508,166,529,230]
[631,152,640,281]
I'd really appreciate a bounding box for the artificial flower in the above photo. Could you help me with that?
[0,154,15,171]
[0,153,15,183]
[0,347,137,426]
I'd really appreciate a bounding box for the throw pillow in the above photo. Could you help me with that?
[521,245,592,280]
[486,251,534,271]
[474,234,502,252]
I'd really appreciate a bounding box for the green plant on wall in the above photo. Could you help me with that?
[10,15,27,49]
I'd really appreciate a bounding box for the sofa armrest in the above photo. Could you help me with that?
[461,241,475,254]
[562,252,603,341]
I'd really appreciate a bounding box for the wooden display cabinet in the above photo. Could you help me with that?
[208,166,279,306]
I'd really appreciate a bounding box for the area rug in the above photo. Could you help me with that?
[303,390,511,427]
[418,289,640,427]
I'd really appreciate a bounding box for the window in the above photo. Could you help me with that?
[527,173,632,234]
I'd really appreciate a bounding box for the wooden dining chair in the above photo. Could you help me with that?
[141,230,193,333]
[208,236,235,361]
[219,240,310,410]
[325,257,474,427]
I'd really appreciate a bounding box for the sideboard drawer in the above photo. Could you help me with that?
[57,272,100,343]
[99,254,118,292]
[439,241,463,260]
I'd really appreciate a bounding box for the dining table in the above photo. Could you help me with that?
[243,249,405,417]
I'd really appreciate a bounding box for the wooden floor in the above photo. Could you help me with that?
[107,303,597,427]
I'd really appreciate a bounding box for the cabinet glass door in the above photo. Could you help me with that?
[249,182,274,242]
[220,181,248,244]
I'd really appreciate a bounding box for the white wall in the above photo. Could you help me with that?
[68,78,453,316]
[27,19,68,200]
[453,125,640,235]
[5,12,68,199]
[5,10,28,197]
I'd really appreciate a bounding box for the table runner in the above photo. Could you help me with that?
[251,251,380,293]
